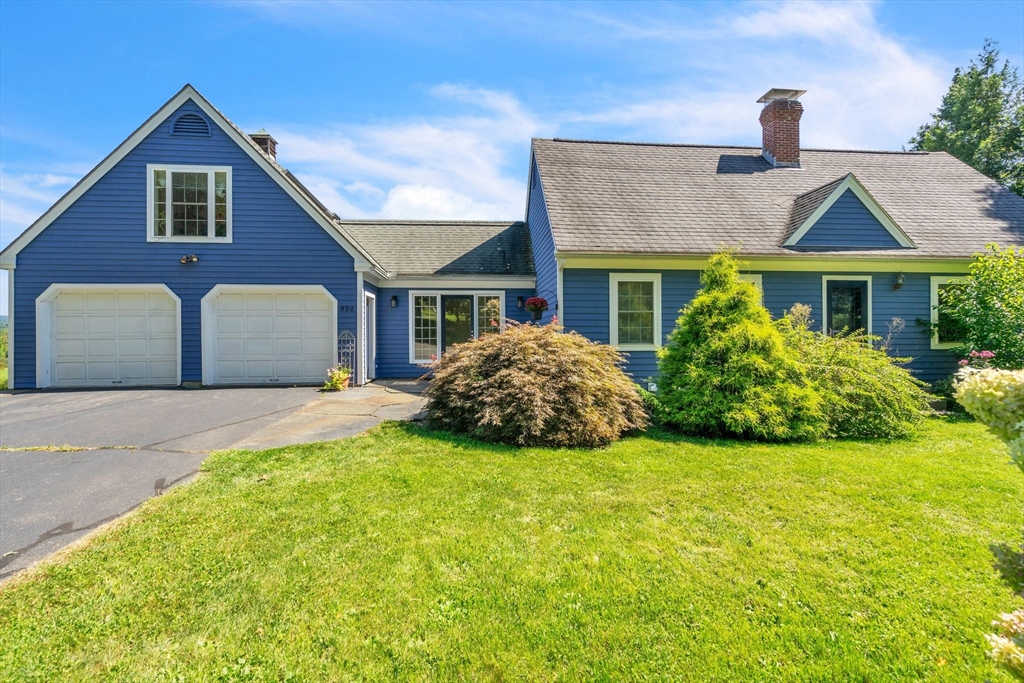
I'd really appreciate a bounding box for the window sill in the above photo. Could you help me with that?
[615,344,660,352]
[147,235,233,244]
[930,340,962,351]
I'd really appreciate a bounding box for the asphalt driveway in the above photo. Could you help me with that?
[0,383,425,578]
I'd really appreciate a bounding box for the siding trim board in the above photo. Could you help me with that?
[0,84,380,273]
[785,173,914,249]
[559,255,970,273]
[35,283,182,389]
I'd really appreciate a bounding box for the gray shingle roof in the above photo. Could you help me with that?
[339,221,534,277]
[532,139,1024,258]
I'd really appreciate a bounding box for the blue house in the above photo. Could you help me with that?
[2,86,1021,390]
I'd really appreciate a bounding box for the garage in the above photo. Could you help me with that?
[202,285,336,386]
[36,284,180,388]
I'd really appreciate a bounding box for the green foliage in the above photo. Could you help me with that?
[778,305,934,439]
[942,244,1024,369]
[657,253,826,442]
[424,321,647,448]
[910,39,1024,197]
[954,367,1024,473]
[986,611,1024,681]
[321,364,350,391]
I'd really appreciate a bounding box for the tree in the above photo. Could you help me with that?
[910,40,1024,197]
[656,252,826,442]
[943,244,1024,369]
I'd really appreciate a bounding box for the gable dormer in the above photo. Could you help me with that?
[783,173,915,249]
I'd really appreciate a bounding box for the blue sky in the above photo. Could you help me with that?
[1,0,1022,313]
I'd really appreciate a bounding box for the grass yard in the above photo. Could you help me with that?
[1,419,1022,681]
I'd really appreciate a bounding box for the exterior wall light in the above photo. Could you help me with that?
[893,272,905,290]
[390,295,398,308]
[179,254,198,264]
[517,296,524,308]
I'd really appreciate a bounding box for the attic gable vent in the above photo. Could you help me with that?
[171,112,211,137]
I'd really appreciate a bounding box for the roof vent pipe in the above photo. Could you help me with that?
[758,89,805,168]
[249,128,278,161]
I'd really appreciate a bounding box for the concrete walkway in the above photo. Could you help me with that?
[229,380,426,450]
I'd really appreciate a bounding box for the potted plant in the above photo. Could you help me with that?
[525,296,549,321]
[323,364,351,391]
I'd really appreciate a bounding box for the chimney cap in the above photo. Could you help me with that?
[757,88,806,103]
[250,128,278,143]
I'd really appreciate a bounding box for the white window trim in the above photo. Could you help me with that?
[407,290,505,364]
[821,275,872,336]
[738,273,763,304]
[609,273,662,351]
[146,164,233,243]
[930,275,967,350]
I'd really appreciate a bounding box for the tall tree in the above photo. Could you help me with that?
[910,40,1024,197]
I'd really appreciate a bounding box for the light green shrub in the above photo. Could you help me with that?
[424,321,647,448]
[657,253,827,442]
[954,368,1024,472]
[778,305,934,439]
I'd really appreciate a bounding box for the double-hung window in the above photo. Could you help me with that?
[409,292,505,363]
[609,273,662,350]
[930,275,967,349]
[147,164,232,242]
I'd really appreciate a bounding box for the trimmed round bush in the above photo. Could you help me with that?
[656,252,827,442]
[423,322,648,448]
[955,367,1024,473]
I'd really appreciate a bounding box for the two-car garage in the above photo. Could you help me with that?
[35,284,337,388]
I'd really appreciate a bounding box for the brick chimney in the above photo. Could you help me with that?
[758,89,805,167]
[249,129,277,161]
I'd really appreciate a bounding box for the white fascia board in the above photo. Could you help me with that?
[0,84,384,276]
[783,173,916,248]
[381,276,536,289]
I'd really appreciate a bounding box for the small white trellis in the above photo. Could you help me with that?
[338,330,356,373]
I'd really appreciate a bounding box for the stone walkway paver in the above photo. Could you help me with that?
[228,381,427,450]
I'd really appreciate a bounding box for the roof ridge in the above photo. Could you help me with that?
[338,220,522,226]
[541,137,931,156]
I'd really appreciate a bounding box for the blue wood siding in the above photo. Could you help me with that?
[374,287,536,378]
[795,189,903,248]
[11,99,358,388]
[562,268,958,385]
[526,158,558,323]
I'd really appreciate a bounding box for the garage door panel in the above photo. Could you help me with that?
[48,288,178,387]
[247,315,274,334]
[208,288,334,385]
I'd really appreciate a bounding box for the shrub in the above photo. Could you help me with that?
[424,321,647,448]
[657,253,826,442]
[986,610,1024,681]
[778,305,934,439]
[954,367,1024,472]
[942,244,1024,368]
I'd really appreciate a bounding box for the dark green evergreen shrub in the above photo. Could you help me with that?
[656,253,827,442]
[778,305,934,439]
[424,321,647,448]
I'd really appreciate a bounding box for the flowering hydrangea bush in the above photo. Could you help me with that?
[986,610,1024,680]
[954,367,1024,470]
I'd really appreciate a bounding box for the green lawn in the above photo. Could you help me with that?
[2,419,1022,681]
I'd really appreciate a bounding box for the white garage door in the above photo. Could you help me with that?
[207,288,335,385]
[49,289,179,387]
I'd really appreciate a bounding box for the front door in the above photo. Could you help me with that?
[825,280,868,334]
[442,295,474,353]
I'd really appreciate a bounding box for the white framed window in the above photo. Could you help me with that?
[821,275,872,336]
[146,164,232,242]
[930,275,967,350]
[609,273,662,350]
[408,291,505,363]
[738,273,763,304]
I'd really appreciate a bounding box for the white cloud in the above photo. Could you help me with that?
[0,168,77,251]
[379,184,501,220]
